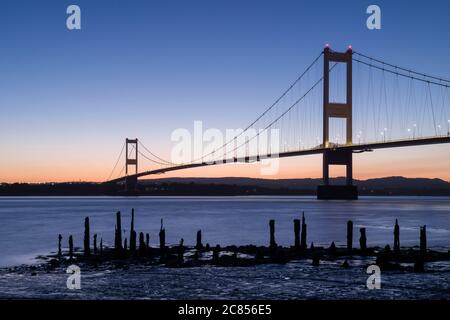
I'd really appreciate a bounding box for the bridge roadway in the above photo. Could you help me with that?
[105,135,450,184]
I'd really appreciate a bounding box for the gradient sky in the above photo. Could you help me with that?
[1,0,450,183]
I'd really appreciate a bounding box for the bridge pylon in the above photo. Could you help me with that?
[125,138,138,192]
[317,46,358,200]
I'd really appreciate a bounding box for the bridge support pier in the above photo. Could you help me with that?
[125,175,138,193]
[124,138,139,193]
[317,46,358,200]
[317,149,358,200]
[317,184,358,200]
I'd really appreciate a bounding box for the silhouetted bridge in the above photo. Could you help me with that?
[105,46,450,199]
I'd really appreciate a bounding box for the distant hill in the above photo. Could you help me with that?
[1,176,449,196]
[139,176,450,196]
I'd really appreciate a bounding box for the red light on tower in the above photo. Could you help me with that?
[347,45,353,51]
[325,43,330,48]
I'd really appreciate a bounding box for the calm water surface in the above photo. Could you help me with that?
[0,196,449,267]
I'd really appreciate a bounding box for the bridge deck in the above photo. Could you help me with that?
[105,135,450,184]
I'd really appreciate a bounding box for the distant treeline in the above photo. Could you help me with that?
[1,176,450,196]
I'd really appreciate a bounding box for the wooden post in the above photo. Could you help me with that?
[139,232,146,256]
[58,234,62,256]
[159,219,166,251]
[394,219,400,252]
[69,235,74,260]
[347,220,353,251]
[178,238,184,265]
[84,217,90,256]
[329,241,336,253]
[130,208,136,254]
[114,211,123,252]
[301,212,307,250]
[146,233,150,257]
[312,255,320,266]
[100,238,103,256]
[294,219,300,249]
[420,225,427,254]
[414,257,425,272]
[124,238,128,251]
[269,220,276,248]
[213,245,220,263]
[196,230,203,249]
[93,234,97,255]
[359,228,367,252]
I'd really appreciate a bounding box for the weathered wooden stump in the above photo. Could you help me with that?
[347,220,353,251]
[114,211,123,253]
[139,232,146,256]
[329,241,336,254]
[342,259,350,268]
[420,225,427,254]
[312,255,320,266]
[130,208,137,255]
[68,235,74,260]
[213,245,220,263]
[301,212,307,250]
[159,219,166,261]
[255,249,264,260]
[84,217,90,256]
[178,238,184,265]
[196,230,203,249]
[294,219,300,249]
[269,220,277,248]
[414,256,425,272]
[360,228,367,252]
[58,234,62,256]
[394,219,400,252]
[93,234,97,255]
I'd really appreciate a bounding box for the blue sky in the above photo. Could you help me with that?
[1,0,450,182]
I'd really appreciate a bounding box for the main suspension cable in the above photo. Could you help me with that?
[106,141,126,181]
[138,140,174,165]
[353,51,450,84]
[219,63,338,160]
[191,51,324,164]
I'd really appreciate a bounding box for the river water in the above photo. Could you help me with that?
[0,196,449,299]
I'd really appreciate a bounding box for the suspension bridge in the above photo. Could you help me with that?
[104,45,450,199]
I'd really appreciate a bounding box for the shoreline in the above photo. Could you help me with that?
[1,245,449,300]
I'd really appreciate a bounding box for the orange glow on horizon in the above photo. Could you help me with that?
[1,145,450,183]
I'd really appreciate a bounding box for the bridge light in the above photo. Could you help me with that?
[347,45,353,51]
[325,43,330,48]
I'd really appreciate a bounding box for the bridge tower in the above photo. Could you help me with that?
[317,46,358,200]
[125,138,138,191]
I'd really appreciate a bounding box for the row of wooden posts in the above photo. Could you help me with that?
[269,216,426,253]
[57,210,428,260]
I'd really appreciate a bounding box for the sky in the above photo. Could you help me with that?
[0,0,450,183]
